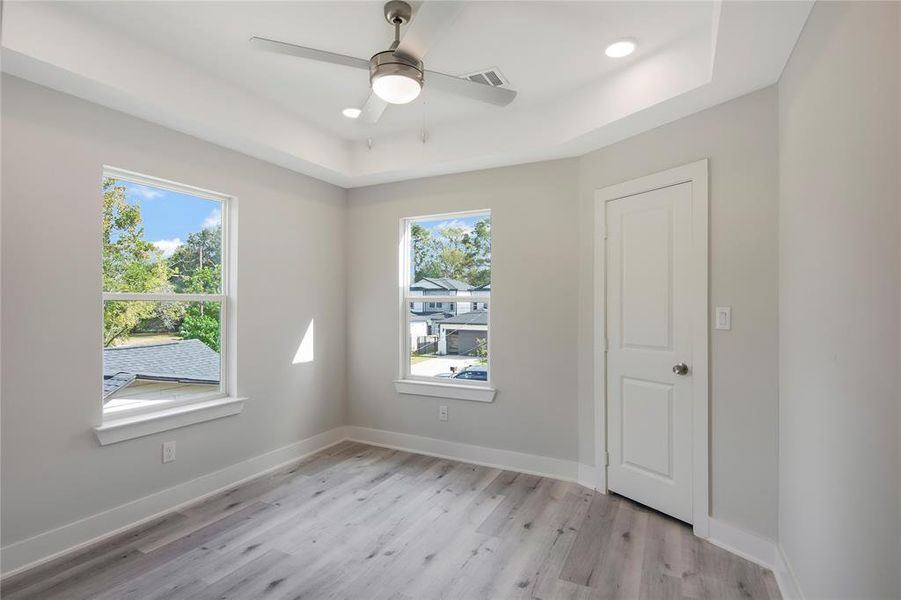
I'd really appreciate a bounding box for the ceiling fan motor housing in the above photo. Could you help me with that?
[369,51,423,83]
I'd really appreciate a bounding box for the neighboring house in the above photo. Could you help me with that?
[409,313,431,353]
[408,279,490,353]
[102,339,220,402]
[437,310,488,356]
[469,282,490,311]
[408,277,474,316]
[408,311,452,354]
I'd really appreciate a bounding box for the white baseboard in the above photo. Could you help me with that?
[707,518,778,570]
[706,520,807,599]
[577,463,600,491]
[345,425,582,483]
[773,544,805,600]
[0,425,350,578]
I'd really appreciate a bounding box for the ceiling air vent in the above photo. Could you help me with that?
[463,67,509,87]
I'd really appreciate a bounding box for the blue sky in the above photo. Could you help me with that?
[120,181,220,256]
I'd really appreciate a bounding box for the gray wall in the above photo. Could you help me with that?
[778,2,901,598]
[347,87,780,540]
[0,76,347,547]
[346,159,582,461]
[577,87,781,539]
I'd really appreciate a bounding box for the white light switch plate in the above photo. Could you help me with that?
[439,405,448,421]
[715,307,732,330]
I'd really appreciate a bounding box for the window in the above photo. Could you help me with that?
[399,211,491,389]
[101,168,231,418]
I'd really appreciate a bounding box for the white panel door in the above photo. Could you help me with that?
[606,182,693,523]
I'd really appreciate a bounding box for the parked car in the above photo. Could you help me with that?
[434,365,488,381]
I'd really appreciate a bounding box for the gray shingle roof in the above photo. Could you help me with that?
[410,277,472,292]
[438,310,488,326]
[103,339,220,384]
[103,372,136,400]
[411,311,454,323]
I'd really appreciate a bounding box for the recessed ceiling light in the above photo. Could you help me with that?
[605,40,636,58]
[342,107,362,119]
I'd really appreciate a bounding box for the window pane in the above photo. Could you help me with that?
[408,213,490,306]
[102,178,222,294]
[103,300,221,408]
[409,304,488,382]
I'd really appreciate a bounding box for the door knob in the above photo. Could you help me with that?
[672,362,689,376]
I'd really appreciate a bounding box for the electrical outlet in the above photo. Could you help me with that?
[715,306,732,330]
[162,441,176,463]
[439,405,448,421]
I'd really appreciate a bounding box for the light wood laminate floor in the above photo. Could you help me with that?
[1,442,780,599]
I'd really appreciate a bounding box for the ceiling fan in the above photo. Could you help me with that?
[250,1,517,124]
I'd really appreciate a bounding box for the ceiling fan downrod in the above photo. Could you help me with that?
[370,0,423,104]
[384,1,411,51]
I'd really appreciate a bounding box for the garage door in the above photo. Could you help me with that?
[457,330,486,356]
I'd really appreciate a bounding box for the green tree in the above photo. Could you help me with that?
[169,223,221,333]
[179,302,221,352]
[433,225,470,280]
[102,179,171,346]
[169,226,222,293]
[411,223,439,281]
[463,218,491,287]
[474,337,489,365]
[410,218,491,287]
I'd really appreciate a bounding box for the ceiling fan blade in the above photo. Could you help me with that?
[359,92,389,124]
[396,1,465,59]
[250,37,370,71]
[425,71,518,106]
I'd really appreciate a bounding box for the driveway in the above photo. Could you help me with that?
[411,355,480,377]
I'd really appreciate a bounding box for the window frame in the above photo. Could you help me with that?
[397,209,492,391]
[100,167,233,420]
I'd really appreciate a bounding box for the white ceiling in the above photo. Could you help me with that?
[1,1,813,187]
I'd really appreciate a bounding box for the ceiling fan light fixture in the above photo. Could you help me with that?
[373,74,421,104]
[370,50,423,104]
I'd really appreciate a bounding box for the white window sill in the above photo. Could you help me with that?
[394,380,496,403]
[94,396,245,446]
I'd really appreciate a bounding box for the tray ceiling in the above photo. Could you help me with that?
[1,1,812,186]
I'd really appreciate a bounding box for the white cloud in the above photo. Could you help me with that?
[153,238,183,257]
[202,208,221,229]
[131,184,165,200]
[437,219,474,233]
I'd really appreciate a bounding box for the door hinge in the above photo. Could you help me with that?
[603,337,609,352]
[604,451,610,467]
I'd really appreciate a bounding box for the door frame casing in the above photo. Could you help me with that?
[593,159,709,538]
